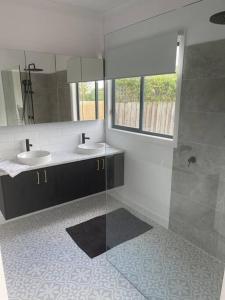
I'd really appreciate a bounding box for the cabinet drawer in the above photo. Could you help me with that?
[0,167,56,219]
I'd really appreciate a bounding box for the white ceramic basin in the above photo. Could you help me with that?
[17,150,52,166]
[77,143,105,155]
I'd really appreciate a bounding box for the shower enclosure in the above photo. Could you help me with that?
[105,0,225,299]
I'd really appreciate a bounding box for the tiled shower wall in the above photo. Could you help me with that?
[169,39,225,261]
[0,120,105,160]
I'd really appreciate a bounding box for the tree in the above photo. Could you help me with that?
[115,74,177,103]
[79,82,95,101]
[144,74,177,102]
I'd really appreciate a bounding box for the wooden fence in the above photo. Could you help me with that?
[79,101,175,136]
[80,101,104,120]
[115,101,175,136]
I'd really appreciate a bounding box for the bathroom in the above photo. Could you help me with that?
[0,0,225,299]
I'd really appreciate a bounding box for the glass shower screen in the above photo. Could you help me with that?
[104,1,225,299]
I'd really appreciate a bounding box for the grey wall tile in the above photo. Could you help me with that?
[172,169,219,209]
[170,38,225,261]
[56,70,67,87]
[215,178,225,215]
[170,215,225,262]
[173,142,225,178]
[169,218,205,252]
[29,73,50,90]
[181,78,225,113]
[178,111,225,148]
[48,73,57,88]
[170,191,212,224]
[183,39,225,80]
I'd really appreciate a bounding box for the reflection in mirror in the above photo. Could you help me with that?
[2,66,23,126]
[0,49,25,126]
[23,51,56,124]
[78,81,96,121]
[0,51,104,127]
[57,55,104,123]
[79,80,105,121]
[77,80,105,121]
[56,54,78,123]
[97,80,105,120]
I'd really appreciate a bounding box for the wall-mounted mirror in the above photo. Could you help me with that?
[56,55,104,123]
[0,50,104,127]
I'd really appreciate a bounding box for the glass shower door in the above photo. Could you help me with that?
[104,1,225,299]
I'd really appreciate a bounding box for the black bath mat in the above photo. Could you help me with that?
[66,208,153,258]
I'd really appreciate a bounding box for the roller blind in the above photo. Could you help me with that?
[81,58,103,82]
[105,31,178,79]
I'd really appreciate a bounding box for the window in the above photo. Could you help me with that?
[113,77,140,128]
[112,74,177,138]
[77,81,105,121]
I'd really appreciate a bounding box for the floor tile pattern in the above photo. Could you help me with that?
[107,221,224,300]
[0,194,223,300]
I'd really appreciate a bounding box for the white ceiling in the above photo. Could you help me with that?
[50,0,136,13]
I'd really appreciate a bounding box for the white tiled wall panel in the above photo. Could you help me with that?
[0,120,105,160]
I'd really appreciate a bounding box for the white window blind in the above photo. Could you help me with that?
[105,31,178,79]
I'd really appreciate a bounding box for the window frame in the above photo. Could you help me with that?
[76,81,105,121]
[111,75,176,139]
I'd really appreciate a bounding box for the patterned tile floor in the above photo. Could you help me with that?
[0,193,223,300]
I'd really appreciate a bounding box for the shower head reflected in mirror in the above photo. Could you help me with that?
[210,11,225,25]
[24,63,44,72]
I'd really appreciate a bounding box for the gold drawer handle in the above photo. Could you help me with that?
[97,159,100,171]
[44,170,48,183]
[36,171,40,185]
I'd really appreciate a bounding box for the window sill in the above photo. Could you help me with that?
[107,127,175,148]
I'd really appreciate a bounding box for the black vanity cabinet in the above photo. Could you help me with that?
[0,153,124,219]
[106,154,124,189]
[55,160,87,205]
[84,157,106,195]
[0,167,57,219]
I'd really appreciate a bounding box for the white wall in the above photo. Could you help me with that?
[105,0,225,48]
[107,129,173,228]
[0,0,103,56]
[0,120,104,160]
[103,0,200,34]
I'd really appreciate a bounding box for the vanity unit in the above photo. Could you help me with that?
[0,152,124,220]
[0,47,122,220]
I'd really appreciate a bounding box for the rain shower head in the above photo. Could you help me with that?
[210,11,225,25]
[24,63,44,72]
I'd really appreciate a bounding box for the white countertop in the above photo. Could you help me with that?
[0,144,124,177]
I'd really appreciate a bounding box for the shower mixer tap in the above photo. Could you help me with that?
[187,156,196,167]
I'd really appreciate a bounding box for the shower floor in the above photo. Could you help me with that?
[0,194,223,300]
[107,215,224,300]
